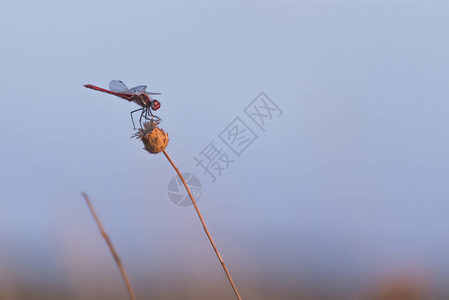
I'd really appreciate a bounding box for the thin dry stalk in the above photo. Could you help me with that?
[81,193,136,300]
[162,150,242,300]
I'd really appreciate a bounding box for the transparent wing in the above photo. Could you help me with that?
[109,80,130,93]
[145,91,162,95]
[129,85,147,94]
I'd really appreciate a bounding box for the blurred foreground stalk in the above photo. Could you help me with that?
[82,193,136,300]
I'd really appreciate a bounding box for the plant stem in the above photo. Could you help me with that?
[82,193,136,300]
[162,150,242,300]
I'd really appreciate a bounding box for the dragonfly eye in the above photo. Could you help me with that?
[151,100,161,111]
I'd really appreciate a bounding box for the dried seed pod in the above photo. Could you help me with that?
[133,120,169,154]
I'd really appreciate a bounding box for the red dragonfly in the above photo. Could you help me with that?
[84,80,161,129]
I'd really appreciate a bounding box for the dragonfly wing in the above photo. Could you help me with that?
[129,85,147,94]
[109,80,130,93]
[145,92,162,95]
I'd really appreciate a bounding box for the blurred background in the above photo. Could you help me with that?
[1,0,449,299]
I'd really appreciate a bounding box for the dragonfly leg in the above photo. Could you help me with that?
[145,108,161,123]
[130,108,144,130]
[151,110,161,122]
[139,107,147,129]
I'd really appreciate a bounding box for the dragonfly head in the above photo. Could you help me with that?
[151,100,161,111]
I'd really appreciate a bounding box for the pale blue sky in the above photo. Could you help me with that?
[1,0,449,293]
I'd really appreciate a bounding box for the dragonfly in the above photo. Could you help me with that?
[84,80,161,129]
